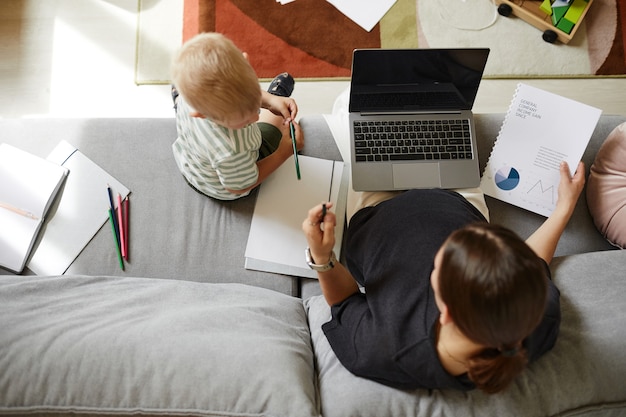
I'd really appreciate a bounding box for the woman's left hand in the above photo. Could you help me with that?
[555,161,585,217]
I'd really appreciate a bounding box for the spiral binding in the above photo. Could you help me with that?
[480,83,522,181]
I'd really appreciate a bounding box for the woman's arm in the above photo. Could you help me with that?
[525,161,585,264]
[302,203,360,306]
[316,264,361,307]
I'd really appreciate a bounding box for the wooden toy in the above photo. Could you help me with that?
[494,0,594,43]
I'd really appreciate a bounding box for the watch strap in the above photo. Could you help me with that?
[305,247,337,271]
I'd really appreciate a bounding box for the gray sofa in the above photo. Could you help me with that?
[1,114,625,417]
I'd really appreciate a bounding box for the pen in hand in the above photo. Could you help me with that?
[317,203,328,230]
[290,121,301,180]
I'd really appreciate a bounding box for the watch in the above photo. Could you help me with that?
[305,247,337,272]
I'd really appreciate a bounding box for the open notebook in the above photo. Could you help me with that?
[24,140,130,275]
[0,144,69,273]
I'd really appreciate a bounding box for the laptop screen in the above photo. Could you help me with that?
[349,48,490,113]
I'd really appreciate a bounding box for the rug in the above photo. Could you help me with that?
[182,0,626,79]
[135,0,183,84]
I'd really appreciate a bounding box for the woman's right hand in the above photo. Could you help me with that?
[302,202,336,265]
[301,202,360,306]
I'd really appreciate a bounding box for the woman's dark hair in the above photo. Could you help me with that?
[438,223,549,394]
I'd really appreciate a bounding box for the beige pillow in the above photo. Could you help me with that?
[587,122,626,249]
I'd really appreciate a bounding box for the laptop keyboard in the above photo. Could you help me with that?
[353,119,473,163]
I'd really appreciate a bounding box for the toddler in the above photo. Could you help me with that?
[170,32,303,200]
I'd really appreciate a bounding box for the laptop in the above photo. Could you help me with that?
[349,48,490,191]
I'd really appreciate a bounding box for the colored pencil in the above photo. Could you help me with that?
[290,122,301,180]
[116,193,126,259]
[108,208,124,270]
[123,196,129,260]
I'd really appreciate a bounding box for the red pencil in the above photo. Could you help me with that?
[116,193,126,259]
[122,195,129,260]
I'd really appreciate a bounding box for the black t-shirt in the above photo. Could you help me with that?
[322,189,561,390]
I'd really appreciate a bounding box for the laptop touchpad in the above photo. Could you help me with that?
[392,163,441,189]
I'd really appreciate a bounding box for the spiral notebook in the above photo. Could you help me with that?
[479,83,602,216]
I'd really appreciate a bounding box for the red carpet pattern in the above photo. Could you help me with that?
[183,0,625,79]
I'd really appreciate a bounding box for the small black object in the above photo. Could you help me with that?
[542,29,558,43]
[497,3,513,17]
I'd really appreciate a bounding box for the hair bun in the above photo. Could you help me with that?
[500,346,519,357]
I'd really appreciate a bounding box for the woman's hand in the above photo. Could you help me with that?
[302,202,336,265]
[554,161,585,217]
[302,202,360,306]
[526,160,586,264]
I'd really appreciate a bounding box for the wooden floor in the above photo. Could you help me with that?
[1,0,625,119]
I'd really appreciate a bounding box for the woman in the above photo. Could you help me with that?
[302,161,585,393]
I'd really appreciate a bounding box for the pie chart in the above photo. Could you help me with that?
[495,167,520,191]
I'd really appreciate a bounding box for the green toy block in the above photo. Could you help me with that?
[551,6,568,25]
[556,17,575,33]
[563,0,587,24]
[540,0,553,15]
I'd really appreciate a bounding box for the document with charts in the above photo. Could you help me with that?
[480,83,601,217]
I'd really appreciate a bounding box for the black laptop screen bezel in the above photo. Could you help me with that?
[349,48,490,113]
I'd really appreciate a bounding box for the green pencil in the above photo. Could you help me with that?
[290,121,301,180]
[108,208,124,271]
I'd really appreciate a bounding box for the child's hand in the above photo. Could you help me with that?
[291,121,304,151]
[278,120,304,155]
[262,92,298,123]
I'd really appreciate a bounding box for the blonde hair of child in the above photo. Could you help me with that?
[171,32,261,123]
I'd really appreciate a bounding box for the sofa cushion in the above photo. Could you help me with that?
[305,250,626,417]
[0,118,300,295]
[0,117,342,296]
[0,276,319,417]
[587,122,626,248]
